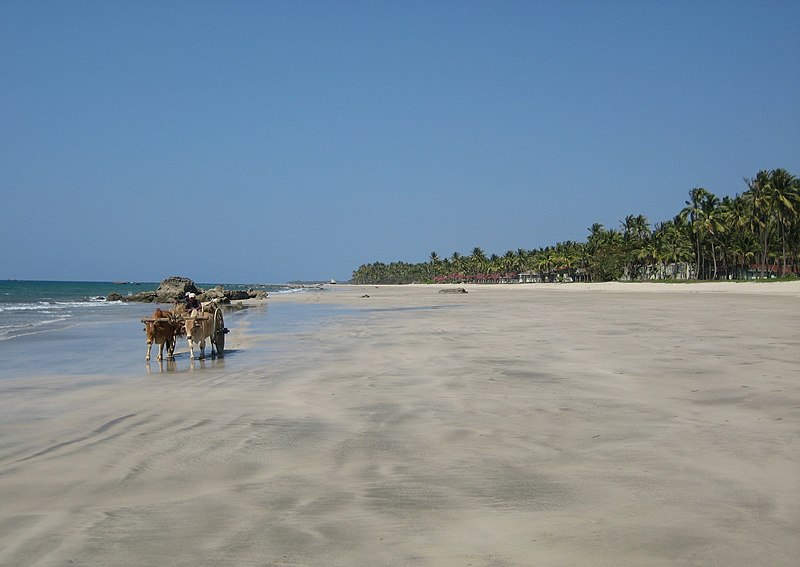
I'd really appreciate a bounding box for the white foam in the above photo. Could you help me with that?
[0,315,70,340]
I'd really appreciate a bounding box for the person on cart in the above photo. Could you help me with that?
[184,292,201,312]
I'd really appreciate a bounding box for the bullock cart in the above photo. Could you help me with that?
[183,304,229,358]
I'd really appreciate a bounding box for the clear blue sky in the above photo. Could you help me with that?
[2,1,798,283]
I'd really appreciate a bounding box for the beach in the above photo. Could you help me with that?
[1,282,798,566]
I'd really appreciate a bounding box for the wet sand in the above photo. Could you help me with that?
[1,282,798,566]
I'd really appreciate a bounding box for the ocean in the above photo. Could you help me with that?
[0,280,338,379]
[0,280,309,342]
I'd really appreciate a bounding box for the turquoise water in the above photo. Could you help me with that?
[0,280,149,305]
[0,280,141,342]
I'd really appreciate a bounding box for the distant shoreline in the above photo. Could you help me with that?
[264,279,800,303]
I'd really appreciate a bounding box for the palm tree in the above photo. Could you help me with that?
[450,251,464,279]
[536,249,554,281]
[585,224,625,281]
[485,253,495,274]
[681,188,712,279]
[769,169,799,275]
[516,248,528,271]
[697,194,723,279]
[655,219,693,279]
[470,247,487,276]
[573,242,590,280]
[744,171,773,278]
[601,228,625,280]
[502,250,520,275]
[621,214,651,279]
[428,251,441,280]
[350,167,797,285]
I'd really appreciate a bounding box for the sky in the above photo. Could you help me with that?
[2,1,798,283]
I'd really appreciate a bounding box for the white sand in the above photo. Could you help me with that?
[1,282,798,566]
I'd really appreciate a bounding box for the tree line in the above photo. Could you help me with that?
[351,168,799,284]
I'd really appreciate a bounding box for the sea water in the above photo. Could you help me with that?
[0,281,146,341]
[0,280,340,380]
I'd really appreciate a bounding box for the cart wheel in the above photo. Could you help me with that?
[213,308,225,357]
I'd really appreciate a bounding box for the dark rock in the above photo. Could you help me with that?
[199,286,226,303]
[223,290,251,301]
[117,277,269,304]
[197,287,266,303]
[155,276,199,303]
[115,276,195,303]
[438,288,468,294]
[123,291,158,302]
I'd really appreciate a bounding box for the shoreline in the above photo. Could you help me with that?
[1,282,798,565]
[261,279,800,306]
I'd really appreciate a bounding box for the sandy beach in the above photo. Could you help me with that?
[1,281,798,566]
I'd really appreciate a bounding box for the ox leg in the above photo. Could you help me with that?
[146,340,152,361]
[188,338,196,359]
[157,341,164,361]
[199,339,206,360]
[167,336,175,358]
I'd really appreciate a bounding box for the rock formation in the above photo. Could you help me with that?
[155,276,199,302]
[109,277,268,304]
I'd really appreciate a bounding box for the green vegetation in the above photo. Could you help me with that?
[351,168,800,284]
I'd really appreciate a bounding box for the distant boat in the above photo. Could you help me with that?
[329,279,337,285]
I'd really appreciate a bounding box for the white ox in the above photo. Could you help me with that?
[184,303,218,359]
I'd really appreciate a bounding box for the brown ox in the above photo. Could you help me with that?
[144,308,181,361]
[184,303,218,360]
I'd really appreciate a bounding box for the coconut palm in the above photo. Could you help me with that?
[681,188,714,279]
[502,250,520,274]
[621,214,651,279]
[743,171,773,278]
[449,251,464,279]
[470,247,488,276]
[697,194,723,279]
[656,219,693,278]
[769,169,799,275]
[349,167,797,284]
[428,251,441,279]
